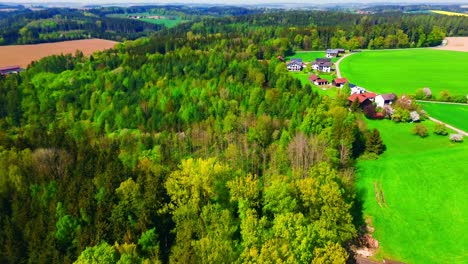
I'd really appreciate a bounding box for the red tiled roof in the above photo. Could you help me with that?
[349,92,376,103]
[308,75,319,81]
[315,79,329,84]
[333,78,349,85]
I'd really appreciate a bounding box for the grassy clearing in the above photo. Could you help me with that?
[286,51,340,63]
[419,102,468,132]
[356,119,467,263]
[431,10,468,17]
[107,13,187,28]
[289,71,339,97]
[339,49,468,96]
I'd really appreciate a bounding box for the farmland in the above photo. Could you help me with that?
[356,119,467,263]
[286,51,340,63]
[0,39,117,68]
[431,10,468,17]
[420,102,468,132]
[434,37,468,52]
[107,13,187,28]
[339,49,468,96]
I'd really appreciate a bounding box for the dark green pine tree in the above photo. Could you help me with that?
[366,128,384,155]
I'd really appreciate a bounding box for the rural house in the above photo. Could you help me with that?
[308,74,319,82]
[0,65,22,75]
[332,78,349,88]
[326,49,339,58]
[336,48,345,54]
[375,93,396,108]
[287,58,303,71]
[314,78,329,86]
[350,84,366,95]
[312,61,333,72]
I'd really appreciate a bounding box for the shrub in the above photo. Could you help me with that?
[434,123,448,135]
[412,123,428,138]
[410,111,420,122]
[449,134,463,142]
[423,87,432,99]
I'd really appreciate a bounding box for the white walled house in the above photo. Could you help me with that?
[375,94,396,108]
[287,58,303,71]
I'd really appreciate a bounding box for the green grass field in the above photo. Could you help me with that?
[286,51,340,63]
[340,49,468,96]
[107,13,187,28]
[420,102,468,132]
[356,119,467,263]
[289,71,339,97]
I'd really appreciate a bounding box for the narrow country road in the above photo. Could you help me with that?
[335,53,355,78]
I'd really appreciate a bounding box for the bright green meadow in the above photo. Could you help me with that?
[356,119,467,263]
[286,51,340,63]
[340,49,468,96]
[420,102,468,132]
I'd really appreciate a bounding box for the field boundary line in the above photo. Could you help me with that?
[417,100,468,106]
[427,116,468,136]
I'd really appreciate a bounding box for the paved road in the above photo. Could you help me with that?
[335,53,355,78]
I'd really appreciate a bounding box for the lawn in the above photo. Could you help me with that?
[339,49,468,96]
[289,71,339,97]
[419,102,468,132]
[356,119,467,263]
[286,51,340,63]
[107,13,188,28]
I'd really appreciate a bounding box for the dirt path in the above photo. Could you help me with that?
[335,53,356,78]
[416,100,467,106]
[426,116,468,136]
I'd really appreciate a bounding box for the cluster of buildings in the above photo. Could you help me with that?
[285,49,397,110]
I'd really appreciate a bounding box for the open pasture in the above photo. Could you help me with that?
[420,102,468,132]
[286,51,340,63]
[356,119,467,263]
[0,39,117,68]
[339,49,468,96]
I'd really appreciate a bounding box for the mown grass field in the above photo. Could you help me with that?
[107,13,187,28]
[420,102,468,132]
[340,49,468,96]
[286,51,340,63]
[289,71,339,97]
[356,119,467,263]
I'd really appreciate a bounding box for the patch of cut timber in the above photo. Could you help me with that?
[0,39,118,68]
[433,37,468,52]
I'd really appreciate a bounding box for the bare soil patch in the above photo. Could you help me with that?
[0,39,118,68]
[433,37,468,52]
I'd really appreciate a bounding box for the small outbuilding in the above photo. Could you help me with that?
[332,78,349,88]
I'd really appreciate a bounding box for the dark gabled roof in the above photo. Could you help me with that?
[290,58,303,63]
[0,65,21,71]
[287,61,302,66]
[380,93,396,101]
[349,83,357,88]
[322,62,333,67]
[326,49,338,54]
[315,58,331,62]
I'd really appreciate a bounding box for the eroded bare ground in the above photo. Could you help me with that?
[0,39,118,68]
[433,37,468,52]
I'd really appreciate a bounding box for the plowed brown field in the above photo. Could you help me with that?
[433,37,468,52]
[0,39,118,68]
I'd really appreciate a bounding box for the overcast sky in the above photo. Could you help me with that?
[2,0,467,4]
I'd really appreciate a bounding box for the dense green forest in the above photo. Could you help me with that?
[0,8,464,264]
